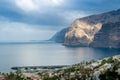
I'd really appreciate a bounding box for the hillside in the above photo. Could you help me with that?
[49,28,68,43]
[90,22,120,48]
[51,9,120,48]
[64,9,120,47]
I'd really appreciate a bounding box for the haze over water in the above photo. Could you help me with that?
[0,42,120,72]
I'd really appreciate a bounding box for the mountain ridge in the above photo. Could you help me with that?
[50,9,120,48]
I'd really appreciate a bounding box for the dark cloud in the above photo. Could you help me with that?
[0,0,120,41]
[64,0,120,13]
[0,0,67,26]
[0,0,120,27]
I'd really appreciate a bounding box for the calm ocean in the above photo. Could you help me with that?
[0,42,120,72]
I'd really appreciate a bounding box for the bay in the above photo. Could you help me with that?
[0,42,120,72]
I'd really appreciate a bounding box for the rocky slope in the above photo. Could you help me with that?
[90,22,120,48]
[50,28,68,43]
[50,9,120,48]
[64,9,120,46]
[64,20,102,46]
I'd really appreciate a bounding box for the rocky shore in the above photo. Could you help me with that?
[0,55,120,80]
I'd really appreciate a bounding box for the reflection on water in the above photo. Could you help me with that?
[0,43,120,72]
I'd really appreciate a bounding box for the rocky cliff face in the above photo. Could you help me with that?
[90,22,120,48]
[50,9,120,48]
[64,20,102,46]
[64,9,120,47]
[50,28,68,43]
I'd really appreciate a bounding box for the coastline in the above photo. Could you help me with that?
[0,54,120,80]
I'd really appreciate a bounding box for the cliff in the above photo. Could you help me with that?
[90,22,120,48]
[64,9,120,46]
[50,9,120,48]
[50,28,68,43]
[64,20,102,46]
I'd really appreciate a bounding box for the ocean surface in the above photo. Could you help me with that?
[0,42,120,72]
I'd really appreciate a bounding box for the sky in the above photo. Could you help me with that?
[0,0,120,42]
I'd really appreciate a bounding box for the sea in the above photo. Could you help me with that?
[0,42,120,72]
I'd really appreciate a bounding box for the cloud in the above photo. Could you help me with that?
[60,11,89,24]
[51,0,64,5]
[65,0,120,13]
[15,0,38,12]
[15,0,64,13]
[0,0,120,41]
[0,0,120,27]
[0,20,57,41]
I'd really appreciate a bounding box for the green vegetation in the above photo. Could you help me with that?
[94,57,114,69]
[99,68,120,80]
[3,72,32,80]
[37,62,94,80]
[0,55,120,80]
[99,57,120,80]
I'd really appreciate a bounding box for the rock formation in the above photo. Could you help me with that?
[51,9,120,48]
[50,28,68,43]
[90,22,120,48]
[64,20,102,46]
[64,9,120,47]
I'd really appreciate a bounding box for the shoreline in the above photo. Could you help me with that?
[0,54,120,80]
[11,65,70,73]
